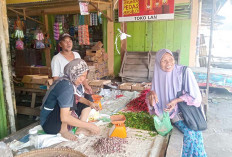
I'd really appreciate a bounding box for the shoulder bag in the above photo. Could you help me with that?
[177,66,207,131]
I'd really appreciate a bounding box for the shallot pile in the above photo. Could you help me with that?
[92,137,128,154]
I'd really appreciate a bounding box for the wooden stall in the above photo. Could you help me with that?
[6,0,114,117]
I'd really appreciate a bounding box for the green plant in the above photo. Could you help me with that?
[118,111,156,132]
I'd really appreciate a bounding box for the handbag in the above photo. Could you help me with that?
[35,40,45,49]
[16,39,24,50]
[177,66,207,131]
[153,112,173,136]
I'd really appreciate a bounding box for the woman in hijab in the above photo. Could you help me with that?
[147,49,207,157]
[40,58,100,141]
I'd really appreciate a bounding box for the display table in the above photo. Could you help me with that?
[191,67,232,92]
[15,87,46,116]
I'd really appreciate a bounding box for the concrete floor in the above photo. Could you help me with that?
[203,88,232,157]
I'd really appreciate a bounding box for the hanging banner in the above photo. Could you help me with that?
[118,0,174,22]
[79,2,89,15]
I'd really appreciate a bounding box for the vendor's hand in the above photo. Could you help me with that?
[148,91,159,106]
[88,123,100,135]
[165,100,177,112]
[90,102,100,111]
[84,84,93,94]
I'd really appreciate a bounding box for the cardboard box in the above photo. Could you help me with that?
[87,66,96,81]
[86,49,96,57]
[22,75,49,84]
[22,75,53,90]
[88,80,111,87]
[15,66,51,77]
[131,83,145,91]
[131,83,151,91]
[24,84,48,90]
[21,75,35,83]
[91,86,101,94]
[103,51,108,62]
[91,41,103,51]
[86,61,94,66]
[86,49,102,57]
[119,83,134,90]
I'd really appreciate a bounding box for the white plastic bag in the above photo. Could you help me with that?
[0,142,13,157]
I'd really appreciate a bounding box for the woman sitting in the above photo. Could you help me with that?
[147,49,207,157]
[40,58,100,141]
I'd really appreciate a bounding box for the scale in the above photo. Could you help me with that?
[92,95,102,110]
[109,115,127,138]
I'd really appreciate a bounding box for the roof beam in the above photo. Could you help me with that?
[7,7,44,25]
[89,1,113,22]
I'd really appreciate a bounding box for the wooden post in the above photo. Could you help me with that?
[23,8,26,20]
[206,0,216,115]
[43,12,49,32]
[120,22,127,64]
[42,12,51,68]
[189,0,199,66]
[107,7,114,76]
[0,0,16,133]
[44,47,51,67]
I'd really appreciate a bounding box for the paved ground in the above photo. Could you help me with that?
[203,88,232,157]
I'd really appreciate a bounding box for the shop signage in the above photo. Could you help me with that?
[118,0,174,22]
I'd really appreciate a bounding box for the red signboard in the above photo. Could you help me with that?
[118,0,174,22]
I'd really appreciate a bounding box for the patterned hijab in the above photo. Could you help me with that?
[42,58,89,105]
[63,58,89,84]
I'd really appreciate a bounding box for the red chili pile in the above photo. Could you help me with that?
[92,137,128,154]
[126,89,150,112]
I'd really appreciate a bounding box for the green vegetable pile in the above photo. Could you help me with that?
[118,111,156,132]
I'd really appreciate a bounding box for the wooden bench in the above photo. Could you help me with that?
[15,87,46,116]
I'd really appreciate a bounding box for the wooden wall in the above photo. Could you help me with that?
[114,19,192,76]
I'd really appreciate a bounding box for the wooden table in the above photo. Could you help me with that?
[15,87,47,116]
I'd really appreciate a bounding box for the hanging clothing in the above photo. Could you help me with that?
[84,15,90,25]
[90,13,98,26]
[79,15,85,25]
[78,25,90,45]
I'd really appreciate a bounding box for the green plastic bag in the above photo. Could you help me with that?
[153,112,173,136]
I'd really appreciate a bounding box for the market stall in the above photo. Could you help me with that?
[6,0,114,117]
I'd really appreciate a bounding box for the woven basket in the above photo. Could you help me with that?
[14,148,87,157]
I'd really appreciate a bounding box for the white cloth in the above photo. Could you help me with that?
[51,51,81,77]
[30,134,68,149]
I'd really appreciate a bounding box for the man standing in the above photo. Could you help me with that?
[51,33,92,94]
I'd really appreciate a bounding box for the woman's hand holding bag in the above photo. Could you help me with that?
[153,112,173,136]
